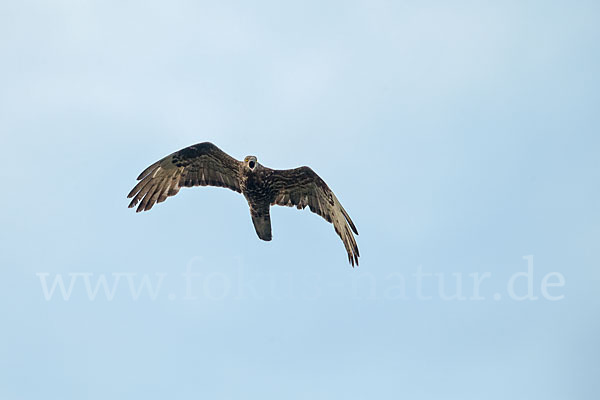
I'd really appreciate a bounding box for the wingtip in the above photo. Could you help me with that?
[136,161,160,181]
[127,197,138,209]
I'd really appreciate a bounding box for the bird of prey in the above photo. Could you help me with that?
[127,142,359,266]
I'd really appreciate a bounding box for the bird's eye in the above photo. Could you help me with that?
[249,161,256,169]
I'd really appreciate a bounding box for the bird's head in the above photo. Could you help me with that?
[244,156,258,171]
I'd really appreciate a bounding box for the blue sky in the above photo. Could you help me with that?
[1,1,599,399]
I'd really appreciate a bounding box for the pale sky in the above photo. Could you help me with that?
[1,1,599,399]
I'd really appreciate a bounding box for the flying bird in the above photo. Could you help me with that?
[127,142,359,266]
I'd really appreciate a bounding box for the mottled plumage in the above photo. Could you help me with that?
[127,142,360,266]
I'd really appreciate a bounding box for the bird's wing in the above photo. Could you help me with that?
[270,166,359,266]
[127,142,242,212]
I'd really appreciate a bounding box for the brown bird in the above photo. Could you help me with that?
[127,142,359,266]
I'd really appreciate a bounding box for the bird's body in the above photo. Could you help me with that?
[127,142,360,266]
[240,162,276,241]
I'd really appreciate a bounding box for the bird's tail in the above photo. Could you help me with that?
[250,207,272,241]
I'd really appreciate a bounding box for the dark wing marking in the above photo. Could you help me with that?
[127,142,242,212]
[270,166,360,266]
